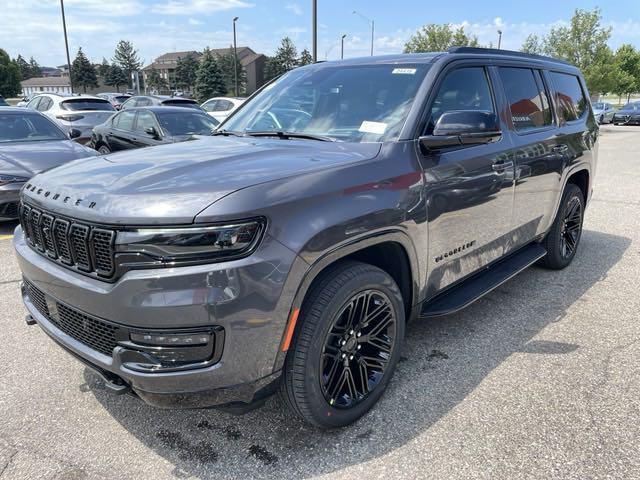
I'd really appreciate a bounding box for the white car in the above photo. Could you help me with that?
[25,93,115,144]
[200,97,245,123]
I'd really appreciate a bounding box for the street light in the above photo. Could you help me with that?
[341,34,347,59]
[497,30,502,49]
[353,10,374,56]
[233,16,239,97]
[59,0,74,94]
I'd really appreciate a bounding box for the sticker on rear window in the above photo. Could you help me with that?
[392,68,416,75]
[359,121,387,135]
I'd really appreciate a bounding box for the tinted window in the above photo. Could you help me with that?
[0,113,66,143]
[620,103,640,112]
[162,100,201,109]
[499,67,552,131]
[156,112,219,136]
[115,96,130,104]
[549,72,588,122]
[61,99,114,112]
[215,100,233,111]
[36,97,53,112]
[428,67,494,133]
[115,111,136,130]
[27,97,42,110]
[135,111,158,132]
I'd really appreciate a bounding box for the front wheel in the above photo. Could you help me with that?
[97,144,111,155]
[280,261,405,428]
[539,183,585,269]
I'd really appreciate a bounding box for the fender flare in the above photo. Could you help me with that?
[547,163,591,231]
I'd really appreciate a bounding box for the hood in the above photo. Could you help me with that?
[0,139,97,176]
[22,135,381,225]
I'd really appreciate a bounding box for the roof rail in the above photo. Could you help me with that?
[447,47,573,66]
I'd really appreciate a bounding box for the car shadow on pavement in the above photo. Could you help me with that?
[86,229,630,479]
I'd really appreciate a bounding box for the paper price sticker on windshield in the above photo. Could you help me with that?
[359,121,387,135]
[392,68,416,75]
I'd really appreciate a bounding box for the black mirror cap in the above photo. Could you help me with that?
[420,110,502,150]
[68,128,82,139]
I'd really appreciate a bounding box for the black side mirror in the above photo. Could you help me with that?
[420,110,502,150]
[145,126,160,139]
[68,128,82,139]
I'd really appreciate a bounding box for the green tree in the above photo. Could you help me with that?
[0,49,21,97]
[105,63,128,92]
[175,53,199,92]
[145,67,167,93]
[194,48,226,102]
[265,37,299,81]
[404,24,479,53]
[97,57,111,78]
[298,48,313,66]
[217,49,246,95]
[28,57,41,77]
[613,44,640,101]
[14,55,32,80]
[521,34,544,55]
[113,40,141,88]
[71,47,98,93]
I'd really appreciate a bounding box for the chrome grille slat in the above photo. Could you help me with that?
[21,202,116,279]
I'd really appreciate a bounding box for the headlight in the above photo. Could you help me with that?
[116,219,266,265]
[0,174,29,187]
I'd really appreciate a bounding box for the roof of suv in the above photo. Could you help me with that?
[123,106,209,114]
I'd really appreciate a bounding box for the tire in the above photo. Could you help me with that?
[97,144,111,155]
[599,114,604,124]
[539,183,585,269]
[280,261,405,428]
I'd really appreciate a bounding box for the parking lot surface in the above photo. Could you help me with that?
[0,126,639,479]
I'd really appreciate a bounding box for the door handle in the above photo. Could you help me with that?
[492,161,514,171]
[552,144,569,153]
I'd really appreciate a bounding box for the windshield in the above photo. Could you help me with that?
[157,112,219,136]
[621,103,640,111]
[592,102,605,109]
[223,63,430,142]
[0,113,66,143]
[61,99,115,111]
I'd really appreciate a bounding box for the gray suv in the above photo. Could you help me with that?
[14,48,597,428]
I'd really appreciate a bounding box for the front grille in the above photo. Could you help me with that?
[20,203,116,279]
[0,202,19,218]
[24,279,119,357]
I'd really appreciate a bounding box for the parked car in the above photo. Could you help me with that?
[612,101,640,125]
[90,106,219,154]
[0,107,97,221]
[120,95,201,110]
[14,48,596,428]
[591,101,616,124]
[96,92,132,110]
[0,96,8,106]
[16,93,43,108]
[201,97,245,122]
[25,93,115,144]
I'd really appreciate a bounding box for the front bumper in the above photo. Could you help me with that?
[14,226,303,408]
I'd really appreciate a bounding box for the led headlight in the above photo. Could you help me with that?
[0,175,29,187]
[116,219,265,265]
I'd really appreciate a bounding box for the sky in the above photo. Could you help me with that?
[2,0,640,67]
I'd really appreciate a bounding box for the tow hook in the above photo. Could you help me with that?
[25,314,36,326]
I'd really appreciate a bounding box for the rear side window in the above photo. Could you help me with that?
[499,67,552,131]
[549,72,588,122]
[114,111,136,130]
[162,100,200,109]
[37,97,53,112]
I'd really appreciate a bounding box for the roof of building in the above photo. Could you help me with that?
[142,47,264,71]
[20,77,71,87]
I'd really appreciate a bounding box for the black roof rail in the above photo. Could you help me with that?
[447,47,574,66]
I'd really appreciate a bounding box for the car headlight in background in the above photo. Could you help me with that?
[115,219,266,266]
[0,175,29,187]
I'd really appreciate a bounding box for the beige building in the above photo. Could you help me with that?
[21,77,72,96]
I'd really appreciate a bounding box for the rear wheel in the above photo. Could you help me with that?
[539,183,584,269]
[280,261,405,428]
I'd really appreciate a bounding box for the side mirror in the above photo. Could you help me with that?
[145,126,160,139]
[419,110,502,150]
[69,128,82,139]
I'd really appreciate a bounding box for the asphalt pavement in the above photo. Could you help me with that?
[0,126,638,479]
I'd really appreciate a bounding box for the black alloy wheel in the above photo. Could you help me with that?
[559,196,582,260]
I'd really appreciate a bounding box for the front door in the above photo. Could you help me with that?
[420,65,515,297]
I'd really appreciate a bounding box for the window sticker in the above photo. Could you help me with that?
[392,68,417,75]
[359,121,387,135]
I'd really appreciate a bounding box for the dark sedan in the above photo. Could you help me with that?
[120,95,202,110]
[97,92,132,110]
[0,107,97,221]
[612,101,640,125]
[90,106,219,154]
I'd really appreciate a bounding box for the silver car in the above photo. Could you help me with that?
[592,101,616,124]
[25,93,116,144]
[0,107,97,221]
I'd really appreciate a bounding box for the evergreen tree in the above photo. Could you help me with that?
[97,58,111,78]
[194,48,226,103]
[298,48,313,66]
[105,63,128,92]
[145,67,167,93]
[404,24,478,53]
[28,57,41,77]
[264,37,299,81]
[175,53,199,92]
[217,49,246,95]
[71,47,98,93]
[15,55,32,80]
[0,49,22,97]
[113,40,141,88]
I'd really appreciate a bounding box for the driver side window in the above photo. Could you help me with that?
[427,67,494,134]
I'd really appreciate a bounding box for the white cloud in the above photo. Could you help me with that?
[285,3,302,16]
[188,18,203,26]
[152,0,254,15]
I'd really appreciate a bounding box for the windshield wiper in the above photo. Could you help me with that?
[245,131,335,142]
[212,129,243,137]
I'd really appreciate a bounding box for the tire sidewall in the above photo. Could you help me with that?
[548,185,584,268]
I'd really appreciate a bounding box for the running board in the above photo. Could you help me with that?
[420,243,547,318]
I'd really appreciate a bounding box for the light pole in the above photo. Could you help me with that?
[497,30,502,49]
[312,0,317,62]
[341,34,347,59]
[59,0,74,93]
[233,16,239,96]
[353,10,374,56]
